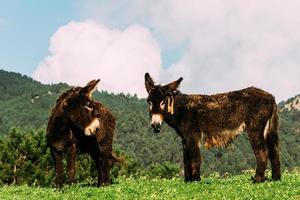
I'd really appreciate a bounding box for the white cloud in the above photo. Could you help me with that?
[78,0,300,101]
[159,0,300,101]
[33,20,161,97]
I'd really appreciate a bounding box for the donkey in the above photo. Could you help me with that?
[144,73,281,183]
[47,79,121,187]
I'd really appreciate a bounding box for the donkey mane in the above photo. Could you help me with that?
[153,85,181,96]
[47,87,79,120]
[56,87,79,103]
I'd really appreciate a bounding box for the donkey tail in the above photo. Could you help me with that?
[111,151,125,163]
[269,102,278,139]
[263,102,278,140]
[265,102,281,180]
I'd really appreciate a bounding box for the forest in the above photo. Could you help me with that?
[0,69,299,186]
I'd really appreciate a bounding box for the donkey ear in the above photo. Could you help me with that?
[81,79,100,99]
[145,72,155,93]
[163,77,183,91]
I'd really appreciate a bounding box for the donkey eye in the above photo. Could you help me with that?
[84,105,93,111]
[160,101,165,110]
[148,101,153,110]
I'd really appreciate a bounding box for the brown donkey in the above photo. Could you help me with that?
[144,73,281,182]
[47,79,121,187]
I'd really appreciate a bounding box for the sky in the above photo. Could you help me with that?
[1,0,300,101]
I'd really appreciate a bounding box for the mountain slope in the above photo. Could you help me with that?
[0,69,299,174]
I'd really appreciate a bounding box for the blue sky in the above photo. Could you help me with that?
[0,0,181,75]
[0,0,79,75]
[1,1,300,100]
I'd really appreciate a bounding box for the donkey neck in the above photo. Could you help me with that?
[164,94,188,130]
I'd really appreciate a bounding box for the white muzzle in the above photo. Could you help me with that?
[84,118,100,136]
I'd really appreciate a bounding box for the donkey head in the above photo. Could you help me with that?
[144,73,183,133]
[66,79,101,136]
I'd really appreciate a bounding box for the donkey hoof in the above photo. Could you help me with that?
[251,176,265,183]
[55,183,64,189]
[272,175,281,181]
[97,180,111,187]
[67,180,77,185]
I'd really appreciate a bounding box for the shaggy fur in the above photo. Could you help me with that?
[145,73,281,183]
[46,80,121,187]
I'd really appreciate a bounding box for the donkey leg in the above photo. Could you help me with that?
[51,148,64,187]
[100,144,113,185]
[67,144,77,184]
[100,157,111,185]
[182,143,191,181]
[188,141,201,181]
[266,134,281,181]
[248,132,268,183]
[95,156,104,186]
[91,152,103,186]
[94,156,111,186]
[91,150,111,186]
[182,139,201,182]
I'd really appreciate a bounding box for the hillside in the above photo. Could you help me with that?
[0,69,299,176]
[279,94,300,111]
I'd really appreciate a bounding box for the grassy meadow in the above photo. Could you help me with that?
[0,171,299,200]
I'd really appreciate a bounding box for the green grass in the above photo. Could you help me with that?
[0,171,299,200]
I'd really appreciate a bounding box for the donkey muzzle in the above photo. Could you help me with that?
[84,118,100,136]
[151,123,161,133]
[151,114,163,133]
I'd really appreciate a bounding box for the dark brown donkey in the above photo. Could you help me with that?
[144,73,281,183]
[47,79,121,187]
